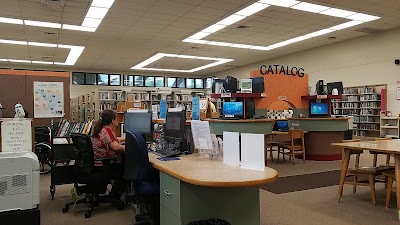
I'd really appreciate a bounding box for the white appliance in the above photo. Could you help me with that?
[0,152,40,212]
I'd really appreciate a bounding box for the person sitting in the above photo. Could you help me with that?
[92,109,125,198]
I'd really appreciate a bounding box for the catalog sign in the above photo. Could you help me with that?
[260,65,305,78]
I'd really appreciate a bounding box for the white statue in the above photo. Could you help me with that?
[14,103,26,118]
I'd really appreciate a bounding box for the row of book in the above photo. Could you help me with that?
[55,119,94,137]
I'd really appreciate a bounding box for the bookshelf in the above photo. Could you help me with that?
[380,117,400,138]
[332,84,387,137]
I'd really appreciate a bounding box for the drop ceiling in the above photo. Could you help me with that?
[0,0,399,76]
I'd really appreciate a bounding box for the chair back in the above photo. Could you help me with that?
[71,133,94,177]
[289,129,304,146]
[123,129,151,182]
[373,137,392,141]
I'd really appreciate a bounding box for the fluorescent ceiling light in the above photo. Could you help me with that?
[187,32,211,40]
[235,3,270,17]
[286,35,312,43]
[8,59,32,63]
[24,20,61,28]
[306,28,335,37]
[82,18,102,28]
[346,13,380,22]
[64,46,85,65]
[0,17,23,25]
[182,39,209,44]
[329,21,364,30]
[258,0,300,8]
[91,0,115,9]
[291,2,330,13]
[201,24,226,33]
[62,24,96,32]
[267,41,291,49]
[251,46,272,51]
[131,53,233,72]
[216,14,246,26]
[0,39,27,45]
[86,7,109,19]
[28,42,57,47]
[319,8,357,18]
[207,41,233,46]
[231,44,254,49]
[0,59,8,61]
[32,61,54,65]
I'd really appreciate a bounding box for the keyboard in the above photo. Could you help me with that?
[154,149,182,157]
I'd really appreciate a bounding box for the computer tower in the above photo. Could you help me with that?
[223,76,238,93]
[245,101,255,119]
[252,77,265,93]
[316,80,324,95]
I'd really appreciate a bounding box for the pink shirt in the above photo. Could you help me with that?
[93,127,120,161]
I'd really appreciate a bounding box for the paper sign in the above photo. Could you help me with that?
[191,120,213,151]
[160,100,167,119]
[34,82,64,118]
[221,93,231,98]
[1,119,32,152]
[223,131,240,166]
[241,133,265,171]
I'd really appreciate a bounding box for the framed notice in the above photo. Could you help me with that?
[34,82,64,118]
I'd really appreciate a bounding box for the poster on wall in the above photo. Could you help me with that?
[33,82,64,118]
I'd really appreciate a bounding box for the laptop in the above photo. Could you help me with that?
[273,120,289,132]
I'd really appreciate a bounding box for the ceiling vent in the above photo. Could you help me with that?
[42,32,59,39]
[41,0,65,7]
[354,27,383,34]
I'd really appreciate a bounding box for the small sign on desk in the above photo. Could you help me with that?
[221,93,231,98]
[1,119,32,153]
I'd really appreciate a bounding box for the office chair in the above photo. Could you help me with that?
[123,129,160,225]
[62,133,123,218]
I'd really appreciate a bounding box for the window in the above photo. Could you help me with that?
[109,74,121,86]
[86,73,97,85]
[195,78,204,89]
[155,77,165,87]
[145,76,155,87]
[97,74,109,85]
[72,72,85,85]
[167,77,177,88]
[123,75,134,86]
[177,78,185,88]
[134,75,144,86]
[186,78,194,89]
[206,78,213,89]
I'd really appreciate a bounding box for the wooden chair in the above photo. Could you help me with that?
[339,139,392,205]
[383,170,396,208]
[341,139,363,194]
[265,134,289,162]
[371,137,392,167]
[276,129,305,165]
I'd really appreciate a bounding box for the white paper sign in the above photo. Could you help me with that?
[34,82,64,118]
[223,132,240,166]
[191,120,213,151]
[241,133,265,171]
[1,119,32,152]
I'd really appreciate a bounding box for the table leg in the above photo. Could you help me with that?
[338,148,351,202]
[395,155,400,221]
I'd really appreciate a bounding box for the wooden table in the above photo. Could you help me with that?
[149,153,278,224]
[332,140,400,220]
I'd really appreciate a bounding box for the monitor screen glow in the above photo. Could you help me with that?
[222,102,243,118]
[310,103,329,115]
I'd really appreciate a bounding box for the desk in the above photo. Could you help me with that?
[149,153,278,225]
[205,119,274,135]
[332,140,400,221]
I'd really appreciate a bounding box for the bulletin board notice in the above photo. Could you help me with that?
[0,119,33,153]
[34,81,64,118]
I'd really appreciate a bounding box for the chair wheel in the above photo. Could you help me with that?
[62,206,69,213]
[84,212,91,218]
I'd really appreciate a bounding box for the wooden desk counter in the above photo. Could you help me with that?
[149,152,278,225]
[149,153,278,187]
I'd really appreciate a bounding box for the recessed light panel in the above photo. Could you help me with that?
[0,17,23,25]
[258,0,300,8]
[291,2,330,13]
[235,3,270,17]
[346,13,380,22]
[24,20,61,28]
[319,8,357,18]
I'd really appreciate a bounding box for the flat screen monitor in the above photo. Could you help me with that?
[310,103,329,115]
[165,110,186,140]
[327,82,343,95]
[276,120,289,131]
[123,112,153,135]
[222,102,243,118]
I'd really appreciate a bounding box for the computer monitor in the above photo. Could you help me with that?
[123,112,153,135]
[310,102,329,116]
[222,102,243,118]
[245,101,255,119]
[223,76,238,93]
[164,110,186,140]
[316,80,324,95]
[252,77,265,93]
[273,120,289,131]
[327,82,343,95]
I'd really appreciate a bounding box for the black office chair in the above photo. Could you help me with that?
[62,133,123,218]
[124,129,160,225]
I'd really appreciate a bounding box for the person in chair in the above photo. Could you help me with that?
[92,110,125,198]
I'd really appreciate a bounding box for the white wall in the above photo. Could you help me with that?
[214,27,400,115]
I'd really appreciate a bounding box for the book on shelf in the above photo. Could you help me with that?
[54,119,94,137]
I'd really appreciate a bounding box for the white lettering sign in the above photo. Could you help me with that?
[1,120,32,152]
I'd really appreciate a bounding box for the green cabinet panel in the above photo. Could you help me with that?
[209,121,273,135]
[160,205,182,225]
[160,172,181,218]
[289,119,348,131]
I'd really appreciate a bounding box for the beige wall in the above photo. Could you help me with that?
[214,27,400,115]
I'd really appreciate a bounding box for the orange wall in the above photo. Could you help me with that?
[250,69,309,110]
